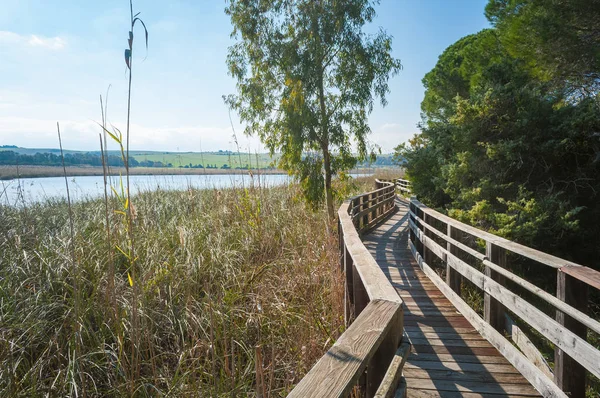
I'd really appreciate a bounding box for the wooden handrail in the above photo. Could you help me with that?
[410,198,581,269]
[373,178,412,197]
[395,178,411,196]
[409,213,600,335]
[408,196,600,398]
[289,179,408,397]
[288,300,402,398]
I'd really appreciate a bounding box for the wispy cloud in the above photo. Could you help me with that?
[0,31,66,50]
[0,116,264,152]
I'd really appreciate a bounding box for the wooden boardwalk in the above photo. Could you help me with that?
[362,199,541,398]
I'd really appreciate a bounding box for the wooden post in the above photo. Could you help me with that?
[345,246,354,326]
[352,264,368,317]
[385,187,389,213]
[372,192,377,220]
[446,224,462,294]
[362,195,368,230]
[416,208,424,259]
[353,270,368,397]
[554,270,588,398]
[366,308,403,397]
[423,213,434,266]
[484,242,506,331]
[338,219,344,272]
[409,200,416,245]
[374,191,378,219]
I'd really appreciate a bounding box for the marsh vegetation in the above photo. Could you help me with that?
[0,178,370,396]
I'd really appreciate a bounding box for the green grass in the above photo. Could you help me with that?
[0,177,372,396]
[130,151,279,169]
[0,147,279,169]
[1,146,398,170]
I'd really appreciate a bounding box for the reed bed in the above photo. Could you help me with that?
[0,178,371,397]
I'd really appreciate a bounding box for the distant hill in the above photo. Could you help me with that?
[0,146,398,169]
[0,147,278,169]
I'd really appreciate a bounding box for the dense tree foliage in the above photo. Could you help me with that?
[486,0,600,95]
[397,8,600,265]
[225,0,401,218]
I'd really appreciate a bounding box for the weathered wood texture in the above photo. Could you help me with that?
[554,269,588,398]
[363,200,543,398]
[396,179,412,196]
[409,198,600,398]
[505,314,553,379]
[288,300,402,398]
[289,180,405,397]
[410,199,581,269]
[410,211,600,335]
[484,242,506,332]
[290,181,600,398]
[374,341,411,398]
[559,264,600,290]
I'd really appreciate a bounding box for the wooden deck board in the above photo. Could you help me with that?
[362,199,542,397]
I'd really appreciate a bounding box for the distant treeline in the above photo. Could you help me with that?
[0,150,282,170]
[0,150,145,168]
[359,155,398,167]
[180,163,276,170]
[182,163,229,169]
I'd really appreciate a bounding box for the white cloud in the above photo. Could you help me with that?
[28,35,66,50]
[0,31,66,50]
[0,116,265,153]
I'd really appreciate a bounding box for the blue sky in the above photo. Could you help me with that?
[0,0,489,153]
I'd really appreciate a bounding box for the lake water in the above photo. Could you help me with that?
[1,173,370,206]
[0,174,293,206]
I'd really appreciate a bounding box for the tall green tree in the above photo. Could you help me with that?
[397,29,600,265]
[485,0,600,95]
[225,0,401,218]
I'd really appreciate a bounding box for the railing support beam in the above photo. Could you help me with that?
[484,242,506,332]
[344,245,354,326]
[554,270,588,398]
[446,225,462,294]
[353,264,369,317]
[367,310,403,397]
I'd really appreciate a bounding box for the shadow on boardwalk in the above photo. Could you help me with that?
[361,199,540,398]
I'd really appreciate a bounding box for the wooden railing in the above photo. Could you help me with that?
[374,178,412,197]
[408,197,600,398]
[289,180,410,398]
[395,178,411,196]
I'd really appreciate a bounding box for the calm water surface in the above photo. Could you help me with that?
[1,174,292,205]
[1,173,370,206]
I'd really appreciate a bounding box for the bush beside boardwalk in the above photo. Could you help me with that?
[0,178,372,396]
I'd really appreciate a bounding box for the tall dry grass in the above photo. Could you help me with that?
[0,178,371,396]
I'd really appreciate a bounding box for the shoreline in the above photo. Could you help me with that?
[0,165,373,180]
[0,165,286,180]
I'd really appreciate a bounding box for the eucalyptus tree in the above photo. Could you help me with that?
[225,0,401,218]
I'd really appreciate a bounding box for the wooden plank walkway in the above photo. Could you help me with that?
[362,199,542,398]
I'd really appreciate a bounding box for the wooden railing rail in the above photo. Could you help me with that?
[395,178,411,196]
[373,178,412,197]
[408,197,600,398]
[289,180,409,398]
